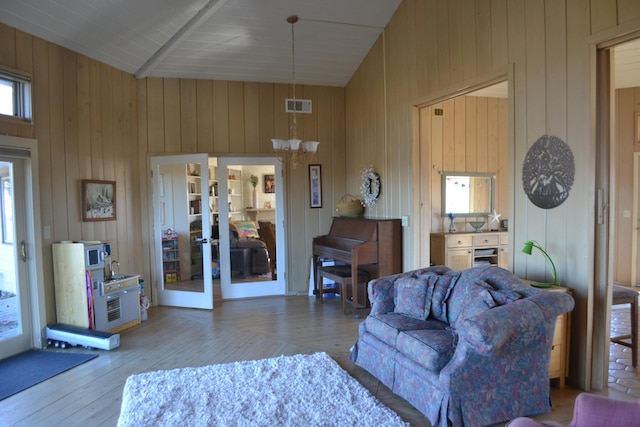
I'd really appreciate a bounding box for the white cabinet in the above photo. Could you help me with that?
[187,163,219,279]
[430,231,508,270]
[498,233,509,269]
[186,163,203,220]
[227,167,243,219]
[186,163,218,219]
[208,165,219,227]
[521,281,571,388]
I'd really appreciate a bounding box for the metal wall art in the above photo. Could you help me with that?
[522,135,575,209]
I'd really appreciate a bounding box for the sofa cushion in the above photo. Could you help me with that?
[394,277,428,320]
[447,279,497,326]
[397,328,455,371]
[427,272,456,322]
[365,313,448,347]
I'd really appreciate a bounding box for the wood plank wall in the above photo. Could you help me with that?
[0,24,140,325]
[345,0,640,390]
[137,79,346,295]
[0,20,346,323]
[423,97,509,234]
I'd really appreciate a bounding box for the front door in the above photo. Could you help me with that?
[151,154,213,309]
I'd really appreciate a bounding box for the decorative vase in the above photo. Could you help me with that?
[448,218,456,233]
[252,188,258,209]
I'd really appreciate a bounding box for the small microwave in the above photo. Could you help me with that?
[85,244,105,269]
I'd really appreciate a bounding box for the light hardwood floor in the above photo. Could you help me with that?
[0,294,628,427]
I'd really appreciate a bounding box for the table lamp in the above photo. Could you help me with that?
[522,240,558,287]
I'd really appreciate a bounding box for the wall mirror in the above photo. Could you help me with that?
[441,172,495,217]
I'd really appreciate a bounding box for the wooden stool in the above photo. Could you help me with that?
[611,285,638,367]
[316,265,370,314]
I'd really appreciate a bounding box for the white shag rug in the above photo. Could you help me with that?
[117,352,409,427]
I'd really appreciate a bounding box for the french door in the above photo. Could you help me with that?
[217,157,285,299]
[0,154,32,358]
[151,154,213,309]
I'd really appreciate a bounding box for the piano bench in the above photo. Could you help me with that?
[317,265,370,314]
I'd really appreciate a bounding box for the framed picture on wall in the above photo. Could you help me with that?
[309,164,322,208]
[264,174,275,193]
[82,179,116,221]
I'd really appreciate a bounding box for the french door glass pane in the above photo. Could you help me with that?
[225,164,277,285]
[0,162,19,341]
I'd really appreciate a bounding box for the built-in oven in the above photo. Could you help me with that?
[95,277,140,332]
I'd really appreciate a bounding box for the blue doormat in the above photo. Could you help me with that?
[0,349,97,401]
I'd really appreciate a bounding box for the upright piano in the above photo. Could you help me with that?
[312,217,402,314]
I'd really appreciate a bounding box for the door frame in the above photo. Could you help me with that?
[0,135,46,355]
[593,30,640,390]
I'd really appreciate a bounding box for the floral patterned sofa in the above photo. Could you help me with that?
[349,265,575,427]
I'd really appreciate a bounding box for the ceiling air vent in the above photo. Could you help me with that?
[286,98,312,114]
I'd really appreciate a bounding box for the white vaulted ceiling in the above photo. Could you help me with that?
[0,1,639,92]
[0,0,401,87]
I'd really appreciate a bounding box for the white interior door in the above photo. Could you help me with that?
[217,157,285,299]
[151,154,213,309]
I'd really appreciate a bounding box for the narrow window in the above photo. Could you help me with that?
[0,71,31,121]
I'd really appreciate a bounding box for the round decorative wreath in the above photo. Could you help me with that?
[360,167,380,208]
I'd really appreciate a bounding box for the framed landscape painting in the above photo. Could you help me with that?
[82,180,116,221]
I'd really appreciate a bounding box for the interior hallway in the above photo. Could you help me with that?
[609,302,640,397]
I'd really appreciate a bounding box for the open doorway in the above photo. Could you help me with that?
[416,78,510,268]
[600,35,640,394]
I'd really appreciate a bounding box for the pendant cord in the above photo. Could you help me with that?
[289,16,297,139]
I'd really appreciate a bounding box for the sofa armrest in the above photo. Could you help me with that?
[458,292,574,355]
[367,272,407,315]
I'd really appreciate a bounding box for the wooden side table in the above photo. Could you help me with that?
[522,281,571,388]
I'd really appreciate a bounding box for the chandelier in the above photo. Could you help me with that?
[271,15,319,169]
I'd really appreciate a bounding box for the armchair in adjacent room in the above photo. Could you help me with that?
[228,221,271,278]
[258,221,276,279]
